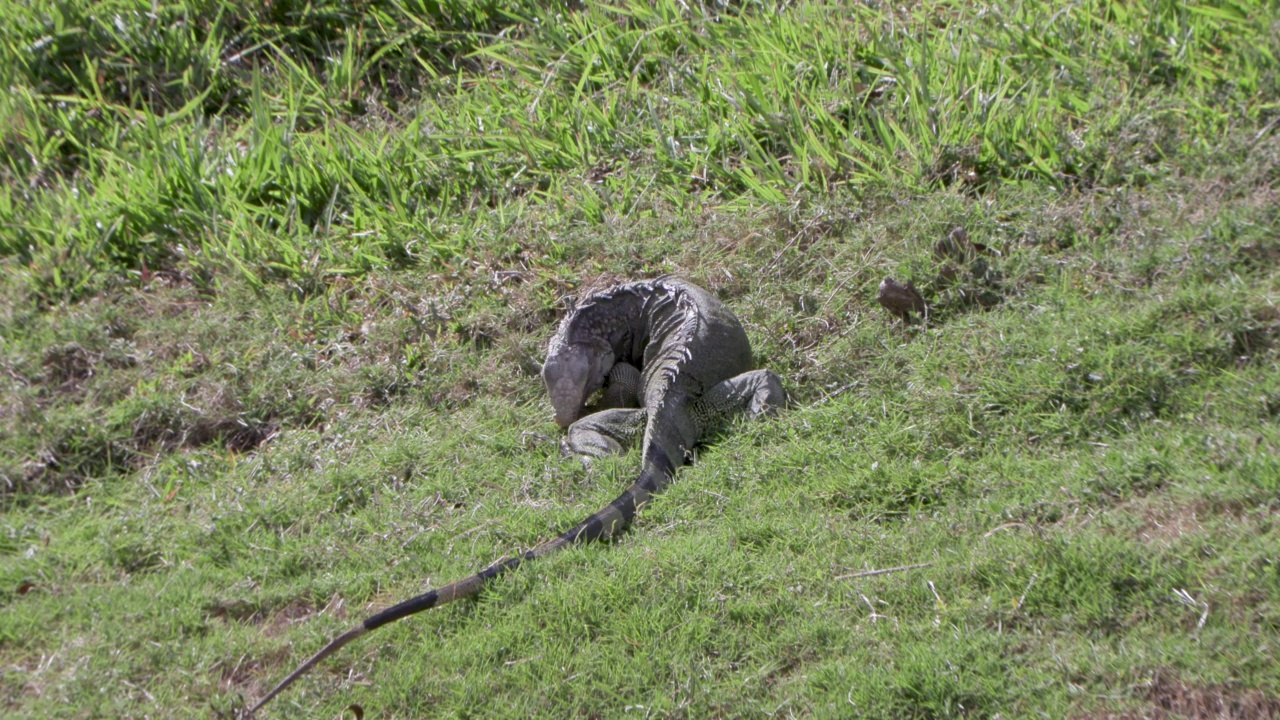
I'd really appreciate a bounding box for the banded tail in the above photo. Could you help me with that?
[245,448,675,717]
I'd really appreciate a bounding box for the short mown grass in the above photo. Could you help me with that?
[2,0,1279,718]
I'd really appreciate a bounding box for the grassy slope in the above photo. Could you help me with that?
[2,0,1279,717]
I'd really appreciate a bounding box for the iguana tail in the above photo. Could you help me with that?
[245,447,676,717]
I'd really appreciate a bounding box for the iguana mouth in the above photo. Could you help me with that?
[548,382,587,428]
[553,408,578,428]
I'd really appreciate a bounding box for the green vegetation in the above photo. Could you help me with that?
[2,0,1278,717]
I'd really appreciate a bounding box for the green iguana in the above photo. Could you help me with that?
[245,276,785,716]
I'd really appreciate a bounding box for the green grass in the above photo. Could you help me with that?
[2,0,1279,717]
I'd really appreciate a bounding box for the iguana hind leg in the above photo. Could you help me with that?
[691,369,789,436]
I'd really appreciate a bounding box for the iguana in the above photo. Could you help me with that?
[245,276,785,716]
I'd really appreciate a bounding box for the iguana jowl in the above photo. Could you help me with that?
[246,276,785,716]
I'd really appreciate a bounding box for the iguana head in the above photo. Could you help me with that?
[542,343,612,428]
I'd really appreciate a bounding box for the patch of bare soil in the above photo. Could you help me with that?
[1130,498,1209,548]
[1145,671,1280,719]
[1078,671,1280,720]
[206,598,319,634]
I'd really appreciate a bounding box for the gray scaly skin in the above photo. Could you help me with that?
[244,276,785,716]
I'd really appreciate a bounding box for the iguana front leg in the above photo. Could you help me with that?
[597,362,642,410]
[563,407,647,459]
[562,362,644,459]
